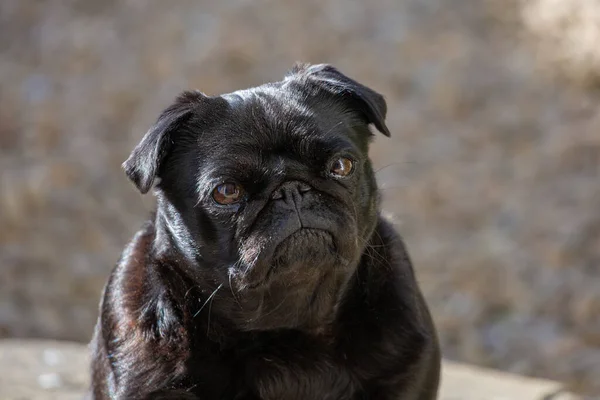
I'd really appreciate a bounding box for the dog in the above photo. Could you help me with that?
[89,63,441,400]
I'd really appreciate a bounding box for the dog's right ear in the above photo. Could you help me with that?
[123,91,206,194]
[286,63,391,137]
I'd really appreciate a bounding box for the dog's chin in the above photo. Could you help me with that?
[227,228,359,330]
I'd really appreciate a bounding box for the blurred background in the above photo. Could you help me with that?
[1,0,599,396]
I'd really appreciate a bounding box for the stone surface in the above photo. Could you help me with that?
[1,0,599,396]
[0,340,89,400]
[0,340,577,400]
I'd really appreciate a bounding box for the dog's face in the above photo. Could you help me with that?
[123,64,390,331]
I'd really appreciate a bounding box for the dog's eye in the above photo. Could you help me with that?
[212,182,244,205]
[330,157,354,177]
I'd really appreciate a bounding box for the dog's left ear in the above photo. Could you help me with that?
[123,91,207,194]
[288,63,391,137]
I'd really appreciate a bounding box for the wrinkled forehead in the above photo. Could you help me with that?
[222,83,330,138]
[203,84,360,159]
[186,85,366,193]
[222,82,316,123]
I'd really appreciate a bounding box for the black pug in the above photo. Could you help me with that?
[89,63,441,400]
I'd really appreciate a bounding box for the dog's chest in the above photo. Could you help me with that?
[247,351,359,400]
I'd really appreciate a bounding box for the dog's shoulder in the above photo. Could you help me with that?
[91,221,193,398]
[104,221,183,339]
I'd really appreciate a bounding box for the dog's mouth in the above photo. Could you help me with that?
[243,228,337,290]
[273,228,335,259]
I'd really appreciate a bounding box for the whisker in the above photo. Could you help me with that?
[184,285,200,299]
[254,289,290,322]
[206,285,220,335]
[194,283,223,318]
[355,235,390,267]
[228,269,242,306]
[374,161,418,174]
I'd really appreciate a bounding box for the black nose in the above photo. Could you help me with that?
[271,180,312,203]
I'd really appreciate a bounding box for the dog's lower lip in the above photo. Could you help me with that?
[273,227,334,251]
[283,227,332,241]
[245,228,334,290]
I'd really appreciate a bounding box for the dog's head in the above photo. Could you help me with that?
[123,63,390,331]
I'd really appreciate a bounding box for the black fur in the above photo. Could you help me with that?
[90,63,441,399]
